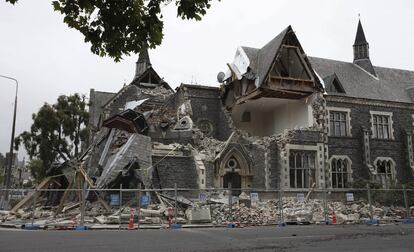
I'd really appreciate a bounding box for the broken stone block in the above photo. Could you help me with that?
[142,217,162,224]
[186,208,211,223]
[336,213,348,224]
[347,213,360,221]
[0,210,10,216]
[94,215,107,224]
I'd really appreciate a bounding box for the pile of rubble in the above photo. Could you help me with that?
[1,192,411,229]
[209,196,409,225]
[210,201,278,225]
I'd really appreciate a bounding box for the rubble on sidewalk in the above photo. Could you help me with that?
[1,192,412,229]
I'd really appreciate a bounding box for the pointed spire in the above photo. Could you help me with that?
[353,18,377,77]
[134,47,152,80]
[354,19,368,46]
[353,18,370,60]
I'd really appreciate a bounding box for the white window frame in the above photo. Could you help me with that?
[327,107,352,137]
[328,155,353,189]
[370,111,394,140]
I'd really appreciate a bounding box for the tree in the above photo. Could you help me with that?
[15,94,89,179]
[26,159,45,183]
[5,0,217,61]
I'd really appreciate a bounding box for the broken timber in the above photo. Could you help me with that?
[11,176,53,213]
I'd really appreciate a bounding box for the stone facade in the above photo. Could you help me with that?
[88,21,414,192]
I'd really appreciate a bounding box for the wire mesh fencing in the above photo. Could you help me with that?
[0,186,414,229]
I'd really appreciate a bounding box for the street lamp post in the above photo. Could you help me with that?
[0,75,18,208]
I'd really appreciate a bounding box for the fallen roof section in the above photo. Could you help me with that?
[102,109,149,134]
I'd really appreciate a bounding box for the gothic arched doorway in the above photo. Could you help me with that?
[215,145,252,194]
[223,172,241,195]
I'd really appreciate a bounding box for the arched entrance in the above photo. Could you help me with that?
[215,145,252,195]
[223,172,241,195]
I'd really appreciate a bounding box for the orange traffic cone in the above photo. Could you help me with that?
[128,209,134,230]
[332,211,337,225]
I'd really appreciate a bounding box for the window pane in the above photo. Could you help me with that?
[386,161,392,174]
[384,125,389,139]
[342,159,348,173]
[336,160,341,172]
[373,124,377,138]
[340,121,346,136]
[343,173,348,187]
[340,113,345,121]
[297,154,302,168]
[310,169,315,187]
[332,172,337,188]
[303,154,309,168]
[331,159,337,172]
[309,154,315,169]
[335,122,340,136]
[304,168,309,188]
[289,153,295,168]
[290,168,295,188]
[297,169,303,188]
[338,173,343,188]
[378,125,383,139]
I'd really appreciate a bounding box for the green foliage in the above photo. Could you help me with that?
[27,159,45,183]
[6,0,218,61]
[15,94,89,180]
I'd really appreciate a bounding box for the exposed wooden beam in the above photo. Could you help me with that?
[235,89,263,105]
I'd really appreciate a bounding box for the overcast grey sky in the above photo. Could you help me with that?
[1,0,414,159]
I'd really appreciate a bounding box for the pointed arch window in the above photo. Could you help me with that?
[374,158,396,188]
[331,158,351,188]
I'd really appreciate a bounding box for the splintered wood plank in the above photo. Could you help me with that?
[11,176,53,213]
[54,178,74,217]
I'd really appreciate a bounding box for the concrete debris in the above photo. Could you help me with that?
[1,193,412,228]
[185,207,211,223]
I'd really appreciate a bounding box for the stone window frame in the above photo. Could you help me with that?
[327,107,352,137]
[284,144,324,190]
[373,157,397,188]
[328,155,353,189]
[288,150,317,189]
[369,111,394,140]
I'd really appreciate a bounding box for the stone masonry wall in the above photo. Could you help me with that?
[326,97,414,183]
[177,85,232,141]
[152,156,198,189]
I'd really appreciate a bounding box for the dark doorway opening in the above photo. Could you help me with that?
[223,172,241,196]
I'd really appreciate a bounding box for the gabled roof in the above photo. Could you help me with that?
[323,73,345,93]
[239,26,323,91]
[310,56,414,103]
[256,26,290,86]
[239,26,289,87]
[102,65,173,110]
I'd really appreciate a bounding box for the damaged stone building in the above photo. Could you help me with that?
[88,20,414,193]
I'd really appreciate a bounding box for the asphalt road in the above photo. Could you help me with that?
[0,224,413,252]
